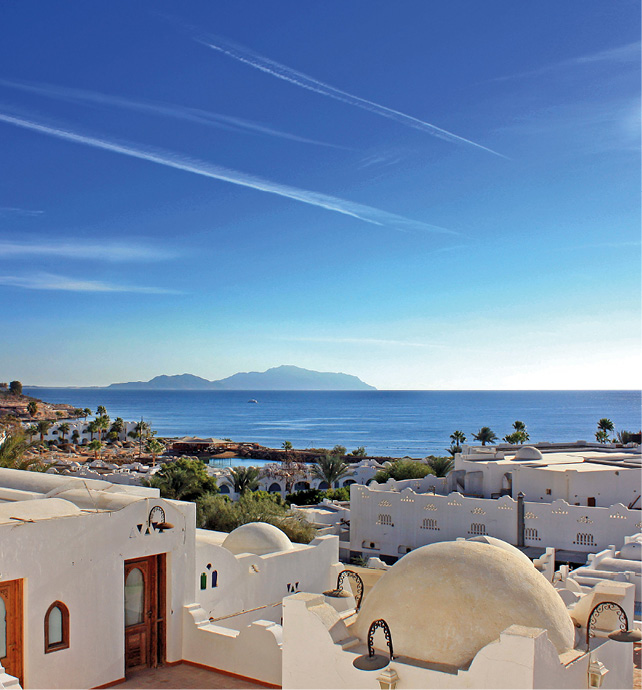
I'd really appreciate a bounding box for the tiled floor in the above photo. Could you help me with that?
[113,663,271,689]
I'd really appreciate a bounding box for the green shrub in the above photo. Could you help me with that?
[373,459,434,483]
[197,492,317,544]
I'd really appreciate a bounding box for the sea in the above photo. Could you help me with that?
[23,389,641,459]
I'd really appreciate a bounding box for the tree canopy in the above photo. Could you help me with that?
[144,458,218,501]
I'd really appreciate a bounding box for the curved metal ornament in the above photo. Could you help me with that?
[368,619,394,660]
[337,569,364,611]
[586,601,628,645]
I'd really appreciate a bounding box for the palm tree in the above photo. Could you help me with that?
[82,408,92,420]
[96,405,107,417]
[311,454,351,489]
[145,458,217,501]
[57,423,70,444]
[0,431,52,471]
[450,430,466,446]
[615,430,633,444]
[133,421,151,457]
[88,439,102,460]
[110,417,125,440]
[36,420,51,445]
[426,456,454,477]
[472,427,498,446]
[25,425,38,442]
[87,420,98,441]
[71,429,80,445]
[146,438,165,467]
[597,418,614,433]
[282,441,293,451]
[595,430,610,444]
[95,416,110,442]
[27,401,38,417]
[229,466,260,494]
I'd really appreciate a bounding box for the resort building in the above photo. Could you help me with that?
[452,443,641,508]
[349,482,641,564]
[0,461,637,689]
[0,467,344,689]
[282,539,636,689]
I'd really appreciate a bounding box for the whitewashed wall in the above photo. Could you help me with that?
[0,496,195,689]
[350,484,642,559]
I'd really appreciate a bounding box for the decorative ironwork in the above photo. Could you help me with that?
[368,619,394,660]
[471,507,486,515]
[379,500,392,507]
[577,515,593,524]
[336,569,364,611]
[586,601,628,647]
[525,511,538,520]
[423,503,438,511]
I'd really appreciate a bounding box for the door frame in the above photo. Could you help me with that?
[123,554,166,673]
[0,578,24,687]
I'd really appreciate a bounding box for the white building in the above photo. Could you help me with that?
[349,483,641,563]
[21,418,140,445]
[0,467,344,689]
[557,532,642,617]
[452,443,641,508]
[282,539,635,689]
[212,458,382,499]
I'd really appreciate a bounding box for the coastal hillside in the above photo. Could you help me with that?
[108,365,376,391]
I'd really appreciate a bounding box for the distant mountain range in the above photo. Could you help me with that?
[106,365,376,391]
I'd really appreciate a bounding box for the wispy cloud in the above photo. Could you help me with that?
[0,239,175,261]
[0,110,457,236]
[0,78,343,149]
[283,335,435,348]
[0,272,180,294]
[0,206,43,217]
[198,35,506,158]
[492,41,641,82]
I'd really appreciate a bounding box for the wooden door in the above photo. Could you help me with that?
[0,579,23,686]
[124,555,165,672]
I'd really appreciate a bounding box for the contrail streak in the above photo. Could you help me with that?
[199,36,506,158]
[0,111,456,235]
[0,78,342,149]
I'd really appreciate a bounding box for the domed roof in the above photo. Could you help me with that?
[352,541,574,668]
[222,522,293,556]
[467,535,534,567]
[513,446,543,460]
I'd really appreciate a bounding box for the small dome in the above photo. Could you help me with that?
[513,446,543,460]
[222,522,293,556]
[467,535,534,567]
[352,541,574,668]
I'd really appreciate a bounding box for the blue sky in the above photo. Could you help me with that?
[0,1,639,389]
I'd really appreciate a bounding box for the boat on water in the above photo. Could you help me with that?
[248,399,258,403]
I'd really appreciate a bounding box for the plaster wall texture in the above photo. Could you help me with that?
[0,495,195,689]
[351,541,574,667]
[350,484,641,560]
[281,590,633,689]
[182,605,283,686]
[195,532,341,620]
[454,446,640,508]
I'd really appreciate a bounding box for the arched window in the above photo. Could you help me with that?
[44,601,69,653]
[200,573,207,590]
[219,484,230,494]
[525,527,540,541]
[343,479,356,487]
[268,483,281,493]
[317,481,329,490]
[421,518,439,530]
[468,522,487,536]
[575,532,595,546]
[211,570,218,588]
[124,568,145,626]
[377,513,393,526]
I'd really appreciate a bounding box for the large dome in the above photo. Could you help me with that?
[352,541,574,668]
[222,522,294,556]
